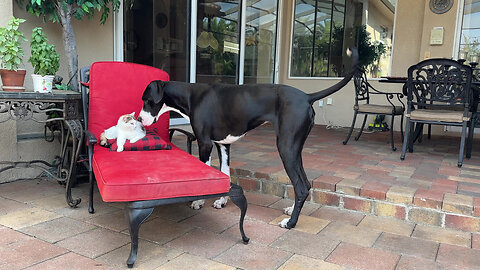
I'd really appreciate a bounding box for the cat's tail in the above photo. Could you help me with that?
[307,47,359,104]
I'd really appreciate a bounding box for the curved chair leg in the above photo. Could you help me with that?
[401,117,411,160]
[125,206,154,268]
[390,115,396,151]
[408,122,415,153]
[229,183,250,244]
[343,111,358,145]
[458,121,468,167]
[354,114,368,141]
[428,124,432,140]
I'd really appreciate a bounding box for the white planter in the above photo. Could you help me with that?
[32,74,55,93]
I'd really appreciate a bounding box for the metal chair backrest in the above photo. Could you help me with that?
[353,69,370,104]
[407,58,473,110]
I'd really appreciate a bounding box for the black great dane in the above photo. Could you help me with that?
[139,48,359,229]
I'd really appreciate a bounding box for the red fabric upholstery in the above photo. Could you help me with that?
[93,145,230,201]
[88,62,170,141]
[88,62,230,202]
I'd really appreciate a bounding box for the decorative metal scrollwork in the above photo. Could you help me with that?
[0,101,64,123]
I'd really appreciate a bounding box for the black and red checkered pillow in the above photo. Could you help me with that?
[108,130,172,151]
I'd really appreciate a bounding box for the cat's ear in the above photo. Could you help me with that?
[130,112,135,117]
[146,80,164,104]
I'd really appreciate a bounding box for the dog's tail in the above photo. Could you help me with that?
[307,47,359,104]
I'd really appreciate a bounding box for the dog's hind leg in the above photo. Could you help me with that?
[213,143,231,209]
[276,113,314,229]
[190,141,214,210]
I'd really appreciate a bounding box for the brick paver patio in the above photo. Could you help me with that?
[1,124,480,269]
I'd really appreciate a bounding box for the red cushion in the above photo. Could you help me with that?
[92,145,230,202]
[108,130,172,151]
[88,62,170,142]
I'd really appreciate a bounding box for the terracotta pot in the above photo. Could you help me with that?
[0,68,26,91]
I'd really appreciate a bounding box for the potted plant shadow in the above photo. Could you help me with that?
[29,27,59,93]
[0,17,28,92]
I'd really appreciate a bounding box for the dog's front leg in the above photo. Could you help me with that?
[213,143,230,209]
[190,141,213,210]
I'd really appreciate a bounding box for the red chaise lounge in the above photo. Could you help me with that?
[81,62,249,268]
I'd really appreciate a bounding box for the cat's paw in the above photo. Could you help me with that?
[100,132,107,146]
[116,146,124,152]
[190,200,205,210]
[212,197,228,209]
[283,204,294,216]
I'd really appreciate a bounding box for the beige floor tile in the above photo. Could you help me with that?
[96,239,182,269]
[278,254,346,270]
[20,217,96,243]
[357,215,414,236]
[318,221,381,247]
[56,227,130,259]
[157,253,234,270]
[0,207,60,229]
[412,225,471,247]
[270,214,330,234]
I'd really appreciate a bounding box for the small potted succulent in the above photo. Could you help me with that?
[0,17,27,92]
[29,27,59,93]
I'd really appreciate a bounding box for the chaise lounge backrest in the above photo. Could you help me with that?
[87,61,170,141]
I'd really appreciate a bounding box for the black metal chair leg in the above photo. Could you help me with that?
[354,114,368,141]
[400,114,404,140]
[390,115,396,151]
[125,206,154,268]
[228,183,250,244]
[88,171,94,214]
[458,122,468,167]
[466,119,475,159]
[343,111,358,145]
[408,122,415,153]
[401,118,411,160]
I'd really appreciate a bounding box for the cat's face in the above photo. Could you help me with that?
[117,112,139,131]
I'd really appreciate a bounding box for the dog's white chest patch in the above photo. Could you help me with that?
[214,134,245,144]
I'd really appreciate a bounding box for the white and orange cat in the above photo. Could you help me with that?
[100,112,146,152]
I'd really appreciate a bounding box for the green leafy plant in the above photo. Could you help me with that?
[29,27,60,76]
[55,83,71,90]
[0,17,27,71]
[16,0,123,91]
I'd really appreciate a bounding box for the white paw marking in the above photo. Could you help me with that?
[190,200,205,210]
[279,218,290,228]
[117,146,124,152]
[212,196,228,209]
[283,204,294,216]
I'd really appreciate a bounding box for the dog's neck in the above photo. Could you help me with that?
[163,83,191,117]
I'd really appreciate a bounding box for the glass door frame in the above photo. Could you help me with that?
[114,0,282,124]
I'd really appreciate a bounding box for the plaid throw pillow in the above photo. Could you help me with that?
[108,130,172,151]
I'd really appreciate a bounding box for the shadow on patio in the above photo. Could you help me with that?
[1,124,480,269]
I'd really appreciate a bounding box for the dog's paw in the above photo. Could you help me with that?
[190,200,205,210]
[212,197,228,209]
[279,218,291,228]
[283,204,294,216]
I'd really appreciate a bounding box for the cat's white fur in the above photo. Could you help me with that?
[100,112,146,152]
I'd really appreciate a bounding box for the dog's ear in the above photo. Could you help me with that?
[145,80,165,104]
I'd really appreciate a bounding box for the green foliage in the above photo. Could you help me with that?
[16,0,121,24]
[0,17,27,71]
[29,27,60,76]
[55,83,71,90]
[355,25,386,72]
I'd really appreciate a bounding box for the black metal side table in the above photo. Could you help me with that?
[0,90,83,208]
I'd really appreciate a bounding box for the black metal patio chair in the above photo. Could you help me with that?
[400,58,474,167]
[343,69,405,151]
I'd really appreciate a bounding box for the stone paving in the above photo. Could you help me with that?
[1,124,480,269]
[172,124,480,233]
[2,178,480,269]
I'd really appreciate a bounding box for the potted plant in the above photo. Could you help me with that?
[29,27,60,93]
[0,17,27,92]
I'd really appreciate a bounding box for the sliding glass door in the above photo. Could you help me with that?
[124,0,278,85]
